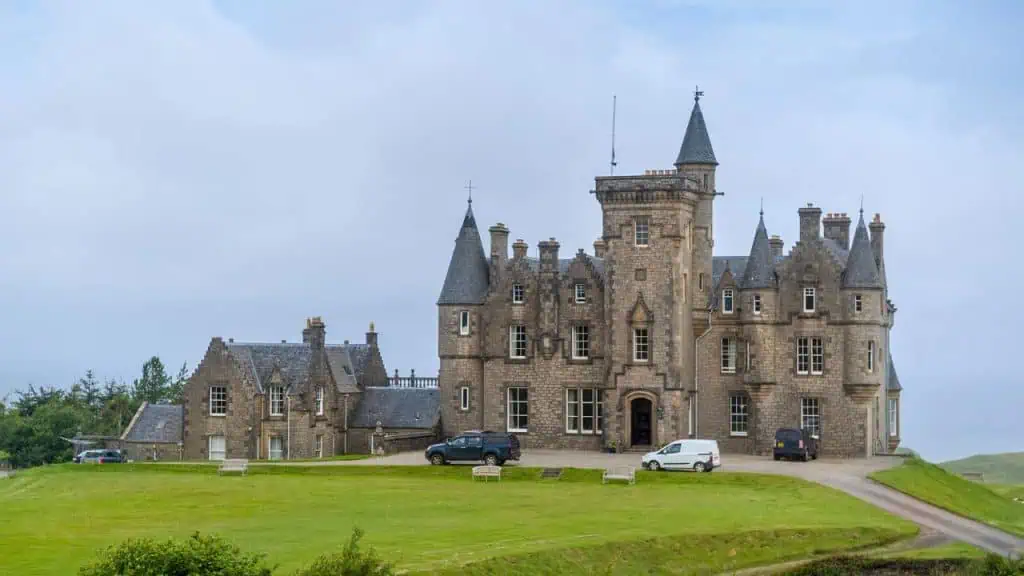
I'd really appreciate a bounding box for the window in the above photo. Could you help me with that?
[703,173,709,189]
[512,283,524,304]
[209,386,227,416]
[575,283,586,303]
[722,289,734,314]
[208,435,226,461]
[315,386,325,415]
[721,337,736,374]
[460,386,470,411]
[459,310,470,335]
[507,387,528,432]
[888,399,898,437]
[270,386,285,416]
[730,395,749,436]
[315,435,323,459]
[745,341,752,372]
[801,398,821,437]
[634,217,650,246]
[509,325,527,359]
[572,325,590,359]
[753,294,762,315]
[633,328,649,362]
[269,436,283,460]
[797,337,810,375]
[698,273,704,291]
[854,295,863,313]
[803,287,816,313]
[811,337,824,375]
[867,341,875,372]
[635,268,647,281]
[566,388,602,434]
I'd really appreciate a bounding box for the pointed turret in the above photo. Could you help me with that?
[437,202,490,305]
[842,213,883,289]
[674,91,718,166]
[741,212,776,289]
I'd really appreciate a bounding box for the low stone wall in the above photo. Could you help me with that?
[106,440,183,462]
[347,428,438,454]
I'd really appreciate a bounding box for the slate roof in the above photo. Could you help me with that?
[822,237,850,267]
[675,97,718,166]
[887,354,902,391]
[350,388,440,429]
[712,256,748,291]
[438,203,491,305]
[123,403,182,444]
[842,214,883,289]
[523,255,606,280]
[226,342,367,394]
[741,214,776,289]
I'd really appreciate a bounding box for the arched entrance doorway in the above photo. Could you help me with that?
[629,397,653,447]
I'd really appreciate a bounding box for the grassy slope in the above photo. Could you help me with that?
[871,458,1024,537]
[885,541,988,560]
[0,465,915,575]
[941,452,1024,485]
[991,484,1024,500]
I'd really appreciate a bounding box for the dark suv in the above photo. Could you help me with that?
[425,431,520,466]
[773,428,818,461]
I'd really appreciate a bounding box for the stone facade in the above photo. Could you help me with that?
[437,94,903,457]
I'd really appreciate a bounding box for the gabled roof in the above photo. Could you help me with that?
[843,214,883,289]
[675,96,718,166]
[887,354,902,391]
[437,203,490,305]
[122,402,182,444]
[226,342,368,394]
[741,214,776,289]
[350,388,440,429]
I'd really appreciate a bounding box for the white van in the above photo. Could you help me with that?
[641,439,721,472]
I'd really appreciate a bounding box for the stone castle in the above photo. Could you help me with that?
[436,94,902,458]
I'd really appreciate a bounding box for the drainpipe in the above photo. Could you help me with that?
[286,394,291,460]
[694,310,713,438]
[343,394,349,454]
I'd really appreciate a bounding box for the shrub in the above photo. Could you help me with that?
[294,528,394,576]
[78,532,273,576]
[782,554,1023,575]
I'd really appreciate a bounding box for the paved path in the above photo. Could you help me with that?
[258,449,1024,557]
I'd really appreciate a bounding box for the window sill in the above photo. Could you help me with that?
[209,413,227,418]
[730,432,748,437]
[720,370,736,375]
[508,429,528,434]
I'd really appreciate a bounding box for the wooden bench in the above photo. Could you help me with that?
[218,458,248,476]
[472,465,502,482]
[603,465,635,485]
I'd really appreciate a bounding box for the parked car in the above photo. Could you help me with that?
[75,449,123,464]
[773,428,818,461]
[641,439,720,472]
[425,431,520,466]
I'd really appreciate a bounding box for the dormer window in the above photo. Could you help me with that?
[722,289,734,314]
[459,310,470,335]
[854,295,863,313]
[752,294,762,315]
[634,217,650,246]
[575,283,586,303]
[803,287,816,313]
[512,283,524,304]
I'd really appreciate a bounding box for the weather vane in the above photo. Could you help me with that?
[465,180,475,204]
[694,85,704,102]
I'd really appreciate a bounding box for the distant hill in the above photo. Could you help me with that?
[941,452,1024,485]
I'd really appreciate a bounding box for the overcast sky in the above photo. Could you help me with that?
[1,1,1021,462]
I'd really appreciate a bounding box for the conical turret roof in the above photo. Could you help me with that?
[741,213,776,289]
[843,213,883,289]
[437,202,490,305]
[675,93,718,166]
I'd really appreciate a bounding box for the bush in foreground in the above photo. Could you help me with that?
[782,553,1023,575]
[295,528,394,576]
[78,532,273,576]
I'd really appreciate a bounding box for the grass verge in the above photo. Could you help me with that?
[884,541,989,561]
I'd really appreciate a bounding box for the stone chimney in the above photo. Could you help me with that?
[798,203,822,243]
[512,239,528,260]
[769,235,784,260]
[822,212,852,250]
[489,223,509,269]
[537,238,560,272]
[366,321,378,349]
[869,213,885,266]
[593,238,607,258]
[303,316,325,349]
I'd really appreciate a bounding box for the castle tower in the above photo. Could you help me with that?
[437,200,489,437]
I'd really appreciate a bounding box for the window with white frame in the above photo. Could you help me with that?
[565,388,602,434]
[270,386,285,416]
[269,436,283,460]
[797,337,810,374]
[745,341,752,372]
[722,289,734,314]
[459,310,470,335]
[208,435,226,461]
[507,387,528,432]
[801,398,821,437]
[888,399,898,436]
[209,386,227,416]
[512,283,524,304]
[460,386,470,411]
[575,283,586,303]
[854,294,863,313]
[721,337,736,374]
[566,389,579,433]
[803,287,816,313]
[315,386,324,415]
[572,325,590,359]
[509,325,527,358]
[634,217,650,246]
[730,394,749,436]
[811,337,824,375]
[633,328,649,362]
[867,341,875,372]
[753,294,762,315]
[315,435,323,458]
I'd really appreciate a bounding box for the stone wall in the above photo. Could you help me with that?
[182,338,259,460]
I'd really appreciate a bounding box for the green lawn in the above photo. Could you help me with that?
[991,484,1024,501]
[0,464,916,575]
[871,458,1024,538]
[884,541,988,561]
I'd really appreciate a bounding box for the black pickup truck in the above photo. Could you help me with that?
[425,431,521,466]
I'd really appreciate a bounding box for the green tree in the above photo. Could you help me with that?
[167,362,189,404]
[133,357,171,404]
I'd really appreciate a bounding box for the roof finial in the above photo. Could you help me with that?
[694,85,703,102]
[759,196,764,217]
[465,180,475,205]
[859,194,864,216]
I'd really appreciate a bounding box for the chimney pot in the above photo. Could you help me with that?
[228,338,234,343]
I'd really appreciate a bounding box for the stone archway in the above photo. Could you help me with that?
[624,391,658,449]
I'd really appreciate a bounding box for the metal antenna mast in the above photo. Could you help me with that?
[610,95,618,176]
